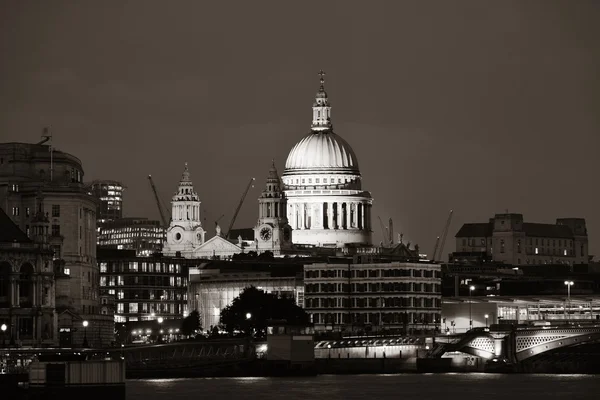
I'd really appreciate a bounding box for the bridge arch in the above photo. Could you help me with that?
[516,330,600,362]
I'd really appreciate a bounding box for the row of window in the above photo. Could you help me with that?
[100,262,183,274]
[305,282,441,294]
[115,302,184,315]
[10,204,61,217]
[100,275,187,287]
[108,288,186,301]
[305,268,440,279]
[310,312,441,325]
[464,237,575,248]
[306,297,441,309]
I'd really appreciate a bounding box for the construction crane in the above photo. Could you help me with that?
[226,177,255,239]
[214,214,225,227]
[388,218,394,246]
[378,216,387,247]
[431,210,454,262]
[148,175,170,228]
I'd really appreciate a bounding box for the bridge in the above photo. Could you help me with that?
[430,322,600,363]
[0,339,255,377]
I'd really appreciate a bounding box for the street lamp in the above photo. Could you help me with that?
[82,320,89,347]
[246,312,252,320]
[484,314,489,328]
[469,285,475,330]
[157,317,164,343]
[1,323,6,347]
[564,281,574,320]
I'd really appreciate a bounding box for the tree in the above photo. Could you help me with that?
[220,286,309,338]
[181,310,201,336]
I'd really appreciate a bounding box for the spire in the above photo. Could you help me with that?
[262,160,282,196]
[311,69,332,131]
[180,162,191,183]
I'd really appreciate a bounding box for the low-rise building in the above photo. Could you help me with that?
[98,249,192,323]
[97,217,165,256]
[454,213,589,266]
[189,260,305,330]
[304,259,442,334]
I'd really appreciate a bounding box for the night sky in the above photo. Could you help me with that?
[1,1,599,257]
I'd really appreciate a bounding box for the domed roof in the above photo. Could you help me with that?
[284,131,360,174]
[283,71,360,175]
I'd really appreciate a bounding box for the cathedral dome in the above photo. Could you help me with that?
[284,131,359,174]
[283,70,360,175]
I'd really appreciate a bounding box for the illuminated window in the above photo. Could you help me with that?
[564,249,567,256]
[64,268,70,275]
[535,247,539,254]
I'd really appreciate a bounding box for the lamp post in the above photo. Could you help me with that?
[484,314,489,328]
[82,320,89,347]
[157,317,164,343]
[564,281,574,320]
[469,285,475,330]
[1,323,6,347]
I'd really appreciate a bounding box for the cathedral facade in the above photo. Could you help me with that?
[281,72,373,247]
[164,72,373,258]
[162,163,206,258]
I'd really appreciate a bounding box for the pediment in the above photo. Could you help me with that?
[193,235,242,253]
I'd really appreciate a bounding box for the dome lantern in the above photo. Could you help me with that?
[311,70,332,131]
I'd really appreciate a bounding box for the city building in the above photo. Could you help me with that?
[188,260,305,330]
[442,295,600,333]
[0,207,57,346]
[97,217,165,256]
[453,213,589,266]
[282,72,373,247]
[0,138,100,319]
[98,249,192,323]
[304,259,442,334]
[89,180,124,225]
[252,161,293,255]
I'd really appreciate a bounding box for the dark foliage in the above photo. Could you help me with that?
[220,286,308,337]
[180,310,201,336]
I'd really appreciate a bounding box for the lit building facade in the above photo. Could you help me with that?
[282,72,373,247]
[304,261,442,334]
[98,249,191,323]
[89,180,124,225]
[0,208,57,346]
[442,295,600,333]
[97,217,165,256]
[162,163,207,258]
[189,261,304,330]
[454,213,589,266]
[0,140,100,318]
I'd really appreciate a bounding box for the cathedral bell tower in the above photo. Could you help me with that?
[253,161,293,255]
[163,163,206,258]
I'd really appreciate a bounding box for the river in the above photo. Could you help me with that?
[127,373,598,399]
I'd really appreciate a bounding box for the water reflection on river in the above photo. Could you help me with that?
[127,373,597,400]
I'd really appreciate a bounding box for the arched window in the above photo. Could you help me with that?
[19,263,34,306]
[0,262,11,306]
